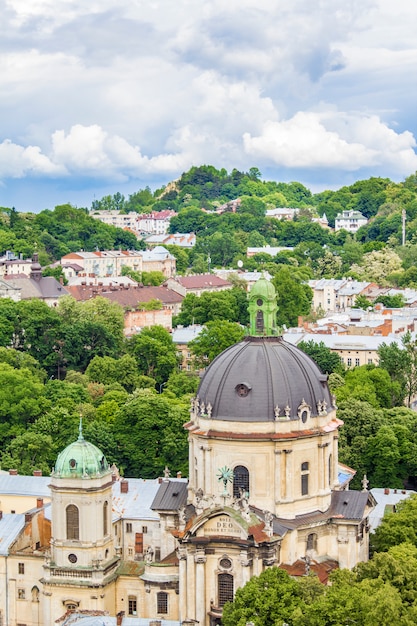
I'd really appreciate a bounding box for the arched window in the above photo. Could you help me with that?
[218,573,234,607]
[306,533,318,552]
[31,586,40,602]
[233,466,249,498]
[66,504,79,540]
[256,310,264,332]
[103,501,108,536]
[157,591,168,614]
[301,462,309,496]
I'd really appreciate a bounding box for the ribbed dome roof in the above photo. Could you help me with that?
[197,336,333,422]
[249,275,277,301]
[53,433,109,479]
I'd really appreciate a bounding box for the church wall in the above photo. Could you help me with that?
[120,517,161,561]
[43,579,117,624]
[190,430,335,518]
[117,569,179,621]
[1,554,43,626]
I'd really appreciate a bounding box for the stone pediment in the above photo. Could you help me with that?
[189,507,256,540]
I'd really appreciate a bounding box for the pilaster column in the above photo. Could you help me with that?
[186,551,195,620]
[283,449,293,501]
[178,547,188,623]
[274,450,282,504]
[194,549,206,626]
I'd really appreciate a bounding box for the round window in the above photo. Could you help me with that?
[235,383,250,397]
[257,298,263,306]
[219,557,232,569]
[68,553,78,563]
[301,410,308,423]
[69,458,77,469]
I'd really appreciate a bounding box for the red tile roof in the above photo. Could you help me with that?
[66,284,183,305]
[176,274,231,289]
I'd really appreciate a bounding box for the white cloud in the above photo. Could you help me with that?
[1,0,417,208]
[0,139,65,177]
[243,111,417,173]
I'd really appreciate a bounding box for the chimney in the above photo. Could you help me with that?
[120,480,129,493]
[33,470,42,476]
[0,511,3,520]
[25,513,32,524]
[384,488,390,495]
[9,469,17,475]
[36,498,44,509]
[177,471,182,479]
[116,612,125,626]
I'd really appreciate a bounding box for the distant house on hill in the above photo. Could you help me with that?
[0,255,34,278]
[60,247,176,279]
[335,210,368,232]
[266,207,299,220]
[89,210,140,233]
[3,254,69,306]
[247,245,294,258]
[0,278,21,301]
[137,210,176,235]
[145,233,196,248]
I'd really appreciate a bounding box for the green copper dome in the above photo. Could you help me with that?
[53,425,109,479]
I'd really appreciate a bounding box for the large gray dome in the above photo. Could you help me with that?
[197,336,333,422]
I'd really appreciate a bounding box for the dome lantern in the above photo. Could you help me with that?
[248,275,278,336]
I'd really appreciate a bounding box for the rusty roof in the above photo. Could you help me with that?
[66,284,183,305]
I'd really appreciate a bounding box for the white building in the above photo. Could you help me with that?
[335,210,368,232]
[137,211,176,235]
[90,211,140,233]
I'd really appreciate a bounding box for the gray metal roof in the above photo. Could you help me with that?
[172,325,204,344]
[0,473,50,497]
[0,513,25,555]
[151,479,188,511]
[369,488,416,530]
[329,490,370,520]
[112,478,161,521]
[197,336,333,421]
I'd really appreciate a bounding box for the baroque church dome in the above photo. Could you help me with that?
[53,423,109,478]
[196,276,334,422]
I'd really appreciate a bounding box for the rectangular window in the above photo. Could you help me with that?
[157,592,168,614]
[142,526,148,534]
[17,588,25,600]
[18,563,24,575]
[301,473,309,496]
[126,523,132,533]
[347,358,352,367]
[355,358,360,366]
[368,358,373,365]
[128,597,137,615]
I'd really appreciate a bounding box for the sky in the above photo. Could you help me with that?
[1,0,417,212]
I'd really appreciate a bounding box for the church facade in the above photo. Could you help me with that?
[0,277,373,626]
